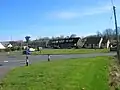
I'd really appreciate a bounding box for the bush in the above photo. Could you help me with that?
[11,47,15,51]
[17,47,21,51]
[0,49,4,52]
[37,47,40,51]
[5,48,10,52]
[22,47,24,50]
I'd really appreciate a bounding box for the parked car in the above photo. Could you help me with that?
[110,44,117,51]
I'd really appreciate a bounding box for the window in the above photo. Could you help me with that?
[66,40,69,42]
[60,40,64,43]
[69,40,73,42]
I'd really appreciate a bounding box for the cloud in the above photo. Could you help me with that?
[50,12,79,19]
[48,4,113,19]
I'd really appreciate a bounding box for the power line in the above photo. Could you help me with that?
[107,6,114,29]
[107,0,116,29]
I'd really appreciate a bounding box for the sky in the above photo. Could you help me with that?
[0,0,120,41]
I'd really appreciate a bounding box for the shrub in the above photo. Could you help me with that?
[5,48,10,52]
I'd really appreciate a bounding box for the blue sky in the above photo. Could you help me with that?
[0,0,120,41]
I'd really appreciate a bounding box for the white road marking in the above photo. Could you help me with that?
[4,61,8,63]
[3,60,25,63]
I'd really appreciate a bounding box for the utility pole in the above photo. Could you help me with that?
[20,40,23,51]
[113,6,120,60]
[11,35,12,41]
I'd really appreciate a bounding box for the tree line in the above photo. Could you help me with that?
[8,27,120,50]
[96,27,120,41]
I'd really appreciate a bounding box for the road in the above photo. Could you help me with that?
[0,52,116,79]
[0,52,116,68]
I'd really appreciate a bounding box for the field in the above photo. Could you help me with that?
[32,48,110,55]
[0,56,110,90]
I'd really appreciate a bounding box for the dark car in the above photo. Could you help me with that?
[110,44,117,51]
[110,47,117,51]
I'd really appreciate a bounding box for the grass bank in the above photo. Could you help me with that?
[0,56,110,90]
[32,49,110,55]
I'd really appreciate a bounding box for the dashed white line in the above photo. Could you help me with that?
[4,61,8,63]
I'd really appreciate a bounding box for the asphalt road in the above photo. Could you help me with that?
[0,52,116,68]
[0,52,116,79]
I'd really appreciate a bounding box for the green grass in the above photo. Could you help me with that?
[32,49,110,55]
[0,56,110,90]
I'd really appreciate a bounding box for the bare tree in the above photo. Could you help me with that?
[52,36,55,39]
[103,28,114,40]
[59,35,64,39]
[66,36,69,38]
[70,34,77,38]
[96,31,102,37]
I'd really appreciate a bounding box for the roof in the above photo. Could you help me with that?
[0,43,6,49]
[84,36,101,45]
[7,44,13,48]
[1,42,9,47]
[102,37,109,44]
[48,37,81,44]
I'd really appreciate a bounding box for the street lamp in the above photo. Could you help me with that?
[25,36,31,66]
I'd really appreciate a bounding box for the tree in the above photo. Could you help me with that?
[59,35,64,39]
[42,37,49,40]
[66,36,69,38]
[70,34,77,38]
[52,36,55,39]
[96,31,102,37]
[102,28,114,39]
[113,27,120,39]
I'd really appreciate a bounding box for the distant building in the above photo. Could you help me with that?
[9,40,24,47]
[83,36,110,49]
[1,41,9,47]
[101,37,110,49]
[83,37,102,49]
[7,44,13,48]
[0,43,6,49]
[48,37,83,49]
[30,40,49,48]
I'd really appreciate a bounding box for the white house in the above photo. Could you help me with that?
[7,44,13,48]
[83,36,110,49]
[0,43,6,49]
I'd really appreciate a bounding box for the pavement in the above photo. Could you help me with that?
[0,52,117,79]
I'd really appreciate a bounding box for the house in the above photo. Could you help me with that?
[30,40,49,48]
[7,44,13,48]
[83,36,103,49]
[48,37,83,49]
[0,43,6,49]
[9,40,24,47]
[101,37,110,49]
[83,36,110,49]
[1,41,9,47]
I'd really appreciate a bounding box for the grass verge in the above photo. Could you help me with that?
[109,56,120,90]
[0,56,110,90]
[32,49,110,55]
